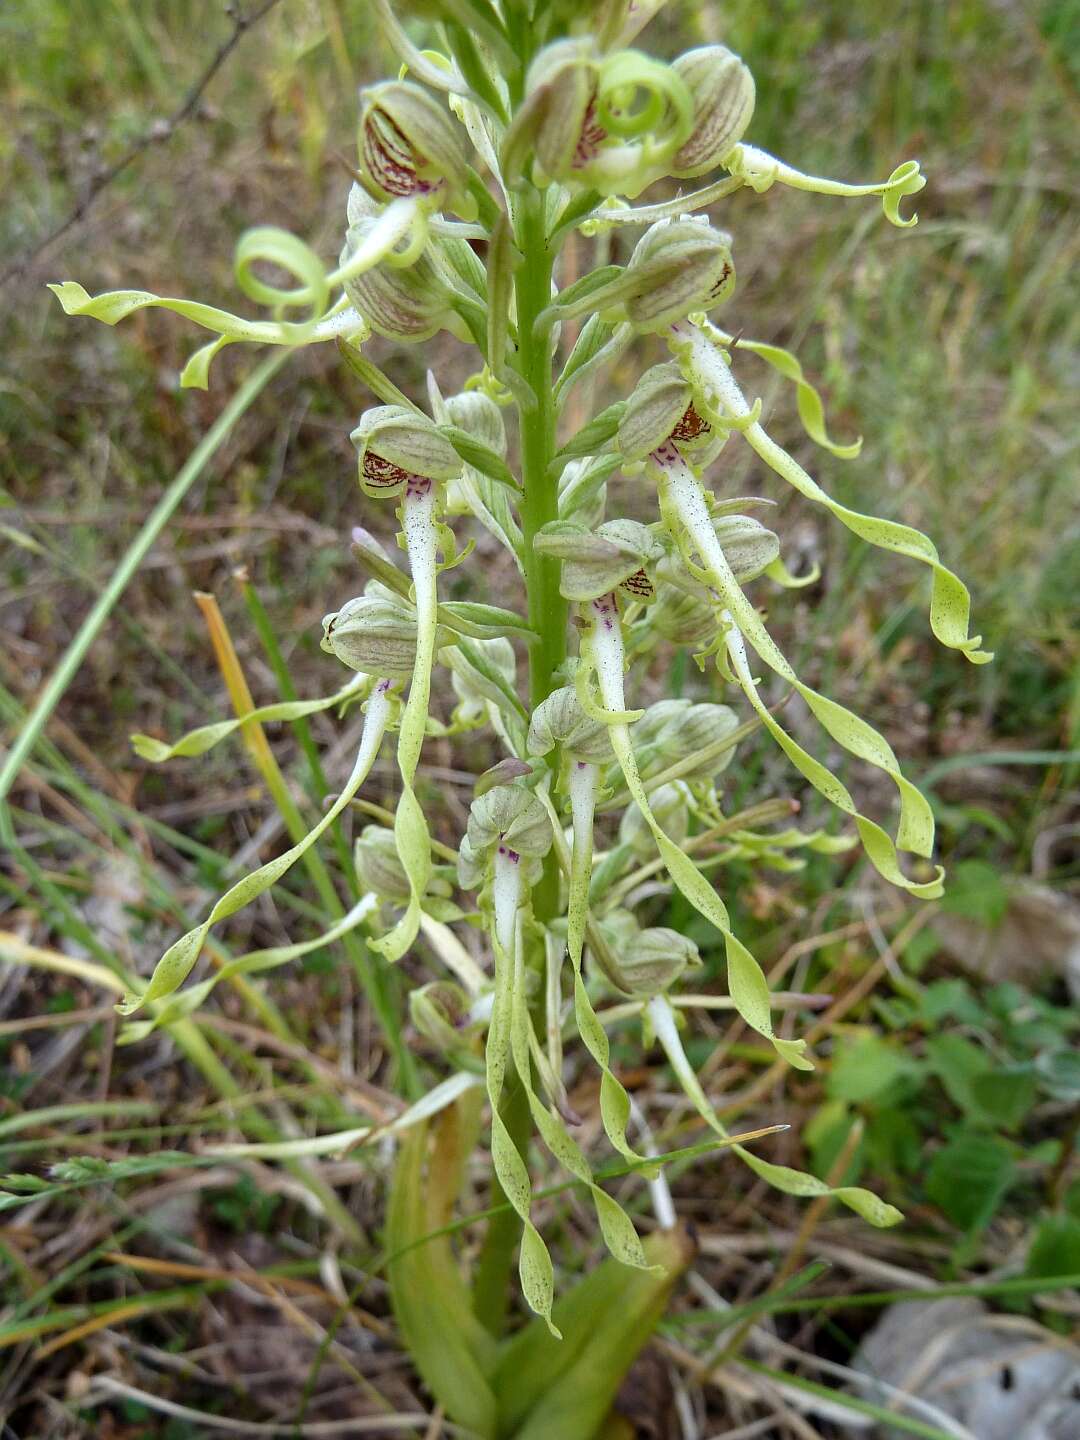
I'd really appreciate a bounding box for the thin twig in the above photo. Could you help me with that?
[0,0,285,290]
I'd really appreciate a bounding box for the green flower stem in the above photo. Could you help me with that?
[473,174,570,1340]
[516,187,566,713]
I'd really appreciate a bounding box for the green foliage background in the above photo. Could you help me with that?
[0,0,1077,1433]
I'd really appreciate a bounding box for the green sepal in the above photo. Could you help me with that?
[551,401,627,467]
[494,1226,695,1440]
[442,426,520,490]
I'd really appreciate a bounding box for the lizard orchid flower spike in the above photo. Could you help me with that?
[59,0,990,1369]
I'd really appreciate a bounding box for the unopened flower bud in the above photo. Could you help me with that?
[321,590,420,681]
[670,46,755,179]
[351,405,461,498]
[475,757,534,797]
[635,698,740,781]
[619,362,715,464]
[622,219,735,333]
[342,226,457,343]
[528,685,613,763]
[506,41,693,198]
[619,781,688,855]
[511,40,598,186]
[456,832,484,891]
[445,390,508,457]
[409,981,485,1071]
[632,698,691,756]
[467,785,553,861]
[617,926,701,996]
[651,578,715,644]
[535,518,663,602]
[354,825,411,900]
[450,636,516,720]
[712,514,780,582]
[655,511,779,587]
[357,80,469,207]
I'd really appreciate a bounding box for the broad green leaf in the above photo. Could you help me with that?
[925,1132,1015,1231]
[504,1228,694,1440]
[388,1117,498,1438]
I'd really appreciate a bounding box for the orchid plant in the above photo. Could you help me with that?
[50,0,988,1430]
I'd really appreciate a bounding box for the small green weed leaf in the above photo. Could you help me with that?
[919,978,984,1026]
[925,1132,1015,1231]
[1026,1214,1080,1280]
[925,1034,1011,1125]
[865,1108,923,1175]
[1034,1048,1080,1102]
[828,1034,924,1104]
[940,859,1010,927]
[211,1175,281,1234]
[970,1067,1038,1132]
